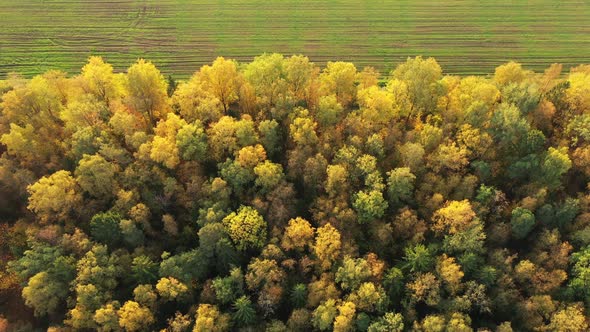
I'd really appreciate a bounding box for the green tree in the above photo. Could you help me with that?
[159,249,208,284]
[176,120,208,161]
[541,147,572,189]
[22,271,69,317]
[67,283,105,329]
[232,296,257,327]
[404,244,433,273]
[568,246,590,304]
[75,244,119,292]
[75,154,118,199]
[386,167,416,207]
[258,119,282,157]
[131,255,158,285]
[290,283,308,308]
[316,94,344,127]
[90,212,123,247]
[254,160,284,193]
[243,53,287,109]
[511,207,535,239]
[212,267,244,305]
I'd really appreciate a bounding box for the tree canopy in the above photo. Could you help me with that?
[1,55,590,331]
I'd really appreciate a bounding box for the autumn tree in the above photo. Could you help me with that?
[27,170,82,223]
[333,301,356,332]
[199,56,241,112]
[156,277,189,302]
[336,256,372,291]
[391,56,442,116]
[319,61,357,107]
[222,206,267,251]
[125,59,169,128]
[431,200,477,235]
[80,56,121,103]
[281,217,315,252]
[117,301,155,332]
[193,304,230,332]
[314,223,342,271]
[312,299,338,331]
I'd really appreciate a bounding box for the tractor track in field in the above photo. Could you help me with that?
[0,0,589,78]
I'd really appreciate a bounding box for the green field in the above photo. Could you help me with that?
[1,0,589,78]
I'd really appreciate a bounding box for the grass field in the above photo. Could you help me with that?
[1,0,589,78]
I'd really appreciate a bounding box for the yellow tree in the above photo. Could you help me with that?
[567,70,590,114]
[222,206,267,251]
[193,304,230,332]
[319,61,357,108]
[281,217,315,252]
[314,223,342,271]
[144,113,187,169]
[347,282,388,312]
[80,56,121,103]
[333,301,356,332]
[357,86,396,125]
[407,273,441,307]
[117,301,155,332]
[156,277,189,301]
[172,75,222,124]
[93,301,120,332]
[307,274,342,307]
[431,200,477,235]
[494,61,530,86]
[199,56,240,113]
[547,304,588,332]
[0,73,68,171]
[436,254,464,294]
[27,170,82,224]
[125,59,169,128]
[284,54,317,103]
[357,66,380,90]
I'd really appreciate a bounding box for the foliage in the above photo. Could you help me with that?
[2,56,590,331]
[222,206,267,251]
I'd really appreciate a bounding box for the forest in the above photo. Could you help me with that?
[0,54,590,331]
